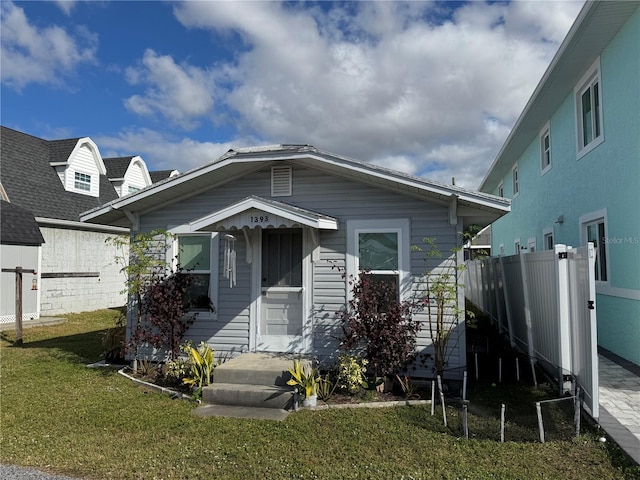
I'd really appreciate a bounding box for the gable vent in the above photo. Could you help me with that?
[271,166,292,197]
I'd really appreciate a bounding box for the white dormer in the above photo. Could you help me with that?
[51,138,106,198]
[122,156,152,196]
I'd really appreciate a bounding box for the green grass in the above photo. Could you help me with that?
[1,310,638,480]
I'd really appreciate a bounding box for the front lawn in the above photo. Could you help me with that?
[0,310,638,479]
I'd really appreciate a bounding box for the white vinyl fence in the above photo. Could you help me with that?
[465,244,599,419]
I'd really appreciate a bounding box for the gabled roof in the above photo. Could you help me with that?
[0,200,45,246]
[81,144,510,228]
[191,195,339,232]
[0,126,119,222]
[480,1,639,192]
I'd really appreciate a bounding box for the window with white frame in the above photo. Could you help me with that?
[514,239,521,254]
[543,229,554,250]
[128,186,139,194]
[74,172,91,192]
[498,182,504,198]
[581,213,608,282]
[575,58,604,157]
[177,234,213,310]
[512,165,519,197]
[540,124,551,174]
[347,219,410,303]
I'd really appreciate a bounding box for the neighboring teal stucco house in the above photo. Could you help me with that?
[479,1,640,367]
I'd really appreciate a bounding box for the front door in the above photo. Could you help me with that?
[257,229,304,352]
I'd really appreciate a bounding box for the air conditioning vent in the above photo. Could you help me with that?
[271,166,292,197]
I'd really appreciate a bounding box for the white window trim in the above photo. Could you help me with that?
[346,219,411,300]
[543,227,554,251]
[579,208,609,285]
[168,229,220,319]
[575,57,604,160]
[498,181,504,198]
[74,171,92,192]
[514,238,521,255]
[527,237,537,253]
[512,164,519,198]
[499,243,505,255]
[540,122,552,175]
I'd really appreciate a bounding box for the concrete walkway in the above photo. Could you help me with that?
[598,350,640,465]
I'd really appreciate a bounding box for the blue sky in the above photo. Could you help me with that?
[1,0,584,188]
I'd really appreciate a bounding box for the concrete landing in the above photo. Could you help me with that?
[192,404,290,421]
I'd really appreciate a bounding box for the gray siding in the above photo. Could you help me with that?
[138,163,463,377]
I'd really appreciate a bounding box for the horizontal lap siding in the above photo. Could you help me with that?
[139,163,463,374]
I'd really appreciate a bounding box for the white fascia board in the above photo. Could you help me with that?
[300,152,510,213]
[82,156,264,221]
[69,137,107,175]
[36,217,129,233]
[126,156,153,186]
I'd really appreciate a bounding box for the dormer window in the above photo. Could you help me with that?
[74,172,91,192]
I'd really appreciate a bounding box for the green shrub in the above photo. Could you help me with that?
[336,354,368,394]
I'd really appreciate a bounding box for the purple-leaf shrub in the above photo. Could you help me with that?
[338,271,423,377]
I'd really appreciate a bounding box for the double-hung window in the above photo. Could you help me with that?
[512,165,519,197]
[177,235,213,310]
[347,219,410,303]
[540,124,551,174]
[74,172,91,192]
[575,58,604,158]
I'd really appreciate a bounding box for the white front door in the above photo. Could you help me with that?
[257,229,306,352]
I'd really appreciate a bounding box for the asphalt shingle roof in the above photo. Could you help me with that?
[0,126,119,222]
[0,200,45,246]
[149,170,176,183]
[104,156,134,179]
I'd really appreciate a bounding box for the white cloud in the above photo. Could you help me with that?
[0,1,96,89]
[55,1,76,16]
[96,128,241,173]
[170,1,583,188]
[124,49,216,130]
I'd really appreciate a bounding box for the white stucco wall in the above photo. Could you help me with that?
[39,226,127,315]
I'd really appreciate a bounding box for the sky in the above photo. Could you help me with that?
[1,0,585,189]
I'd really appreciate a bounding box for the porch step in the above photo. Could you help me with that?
[213,353,312,387]
[202,383,294,410]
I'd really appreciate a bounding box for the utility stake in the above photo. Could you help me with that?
[462,370,468,401]
[462,401,469,439]
[574,386,581,437]
[437,375,447,427]
[516,357,520,382]
[431,380,435,416]
[530,358,538,386]
[500,403,506,442]
[498,357,502,383]
[536,402,545,443]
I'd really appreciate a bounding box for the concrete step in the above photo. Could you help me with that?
[202,383,294,410]
[214,353,312,387]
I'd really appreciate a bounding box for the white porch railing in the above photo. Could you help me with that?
[465,244,599,419]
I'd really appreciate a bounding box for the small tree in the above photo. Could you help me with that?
[338,271,423,378]
[418,230,478,378]
[107,230,174,371]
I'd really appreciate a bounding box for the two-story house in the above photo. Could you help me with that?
[479,1,639,367]
[0,126,175,319]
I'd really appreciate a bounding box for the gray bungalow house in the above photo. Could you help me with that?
[82,145,509,378]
